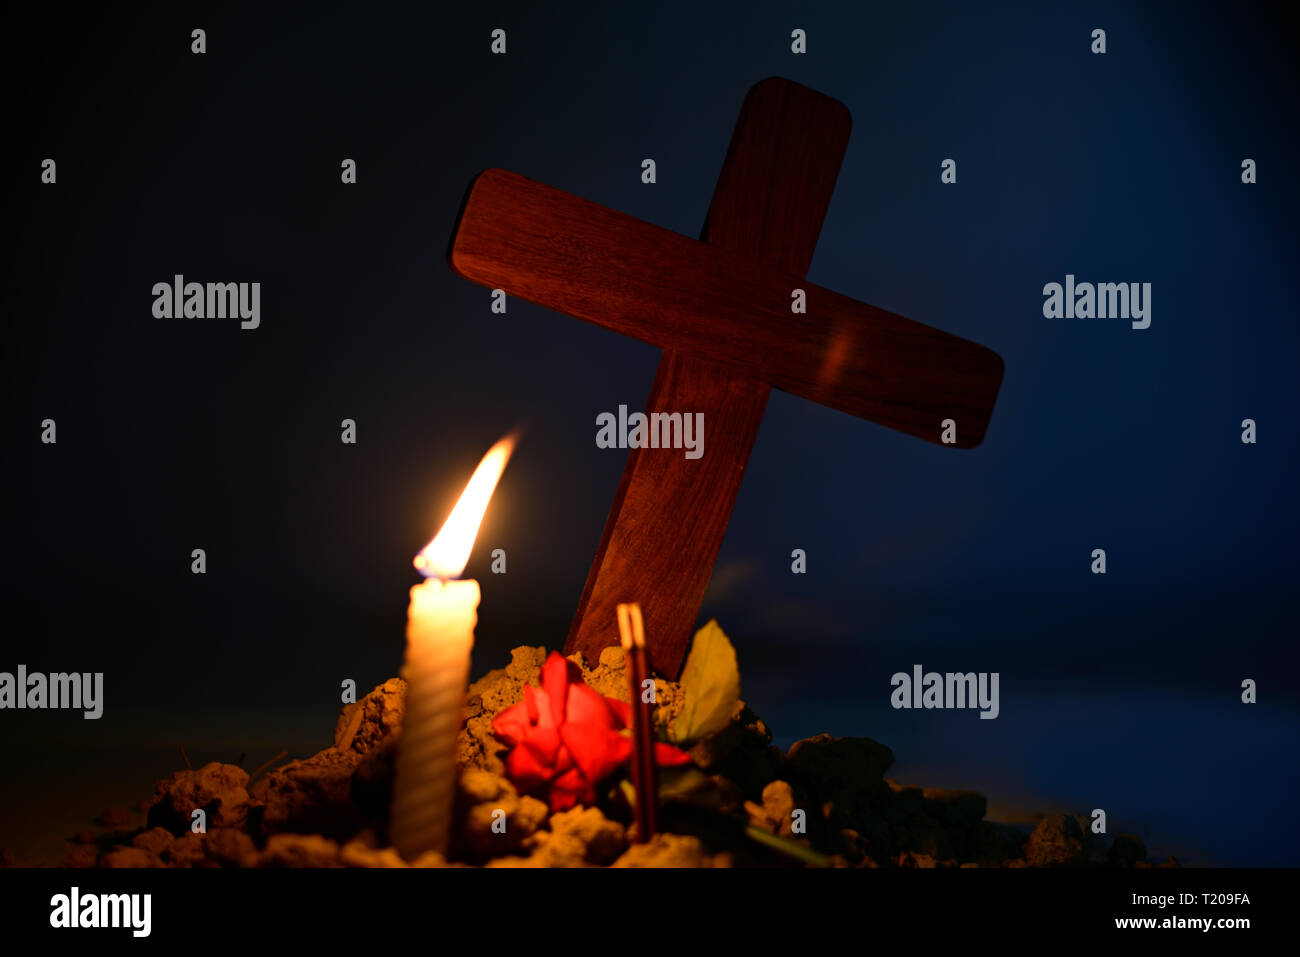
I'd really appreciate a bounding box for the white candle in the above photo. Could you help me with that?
[389,434,516,861]
[390,577,479,860]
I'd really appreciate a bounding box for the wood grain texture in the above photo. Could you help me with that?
[446,77,1005,677]
[450,169,1004,449]
[701,77,852,277]
[566,354,769,677]
[560,78,854,677]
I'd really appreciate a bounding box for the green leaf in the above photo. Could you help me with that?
[743,825,831,867]
[669,620,740,745]
[656,767,715,806]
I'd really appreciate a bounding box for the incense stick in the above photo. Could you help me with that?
[617,602,657,842]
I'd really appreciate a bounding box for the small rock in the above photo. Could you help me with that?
[260,834,342,867]
[842,808,890,862]
[498,829,590,868]
[710,775,745,813]
[1108,833,1147,868]
[131,827,175,856]
[458,795,548,858]
[457,713,508,776]
[61,845,99,868]
[250,749,363,839]
[1024,814,1089,867]
[350,739,398,832]
[503,646,547,685]
[889,811,952,860]
[98,806,134,828]
[612,833,717,868]
[921,787,987,832]
[99,847,161,868]
[458,767,505,804]
[690,704,781,798]
[410,850,449,867]
[333,706,364,753]
[886,779,923,803]
[453,767,549,859]
[791,734,893,782]
[333,679,406,754]
[147,762,250,835]
[570,647,630,702]
[456,657,548,776]
[340,841,407,868]
[970,821,1020,866]
[689,701,758,767]
[203,829,258,868]
[744,780,798,837]
[547,806,626,865]
[787,735,893,820]
[164,833,206,868]
[835,828,873,864]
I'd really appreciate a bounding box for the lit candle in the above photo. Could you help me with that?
[389,434,515,861]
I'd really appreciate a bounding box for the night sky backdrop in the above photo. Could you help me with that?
[4,1,1297,865]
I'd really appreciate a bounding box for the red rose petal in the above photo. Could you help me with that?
[653,742,693,766]
[492,700,532,746]
[522,725,563,766]
[605,697,632,729]
[493,647,671,811]
[566,683,617,731]
[552,740,576,777]
[551,768,594,811]
[524,685,555,730]
[541,651,573,727]
[560,721,627,785]
[505,744,551,791]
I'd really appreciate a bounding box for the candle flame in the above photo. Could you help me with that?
[414,433,516,579]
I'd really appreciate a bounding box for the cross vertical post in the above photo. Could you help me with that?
[565,79,852,678]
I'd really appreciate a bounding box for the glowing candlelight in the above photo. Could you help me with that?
[389,434,515,861]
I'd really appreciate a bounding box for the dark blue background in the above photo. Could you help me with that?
[4,1,1297,864]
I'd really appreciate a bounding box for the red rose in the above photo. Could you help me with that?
[492,651,690,811]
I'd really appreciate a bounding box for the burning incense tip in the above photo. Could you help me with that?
[617,602,656,842]
[617,602,646,651]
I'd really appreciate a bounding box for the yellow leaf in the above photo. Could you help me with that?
[669,620,740,745]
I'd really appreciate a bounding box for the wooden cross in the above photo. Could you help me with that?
[449,77,1004,679]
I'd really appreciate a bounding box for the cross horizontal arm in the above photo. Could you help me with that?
[450,168,1004,447]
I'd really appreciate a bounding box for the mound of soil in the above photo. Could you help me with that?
[22,646,1177,869]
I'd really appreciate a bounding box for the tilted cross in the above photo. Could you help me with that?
[449,77,1004,679]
